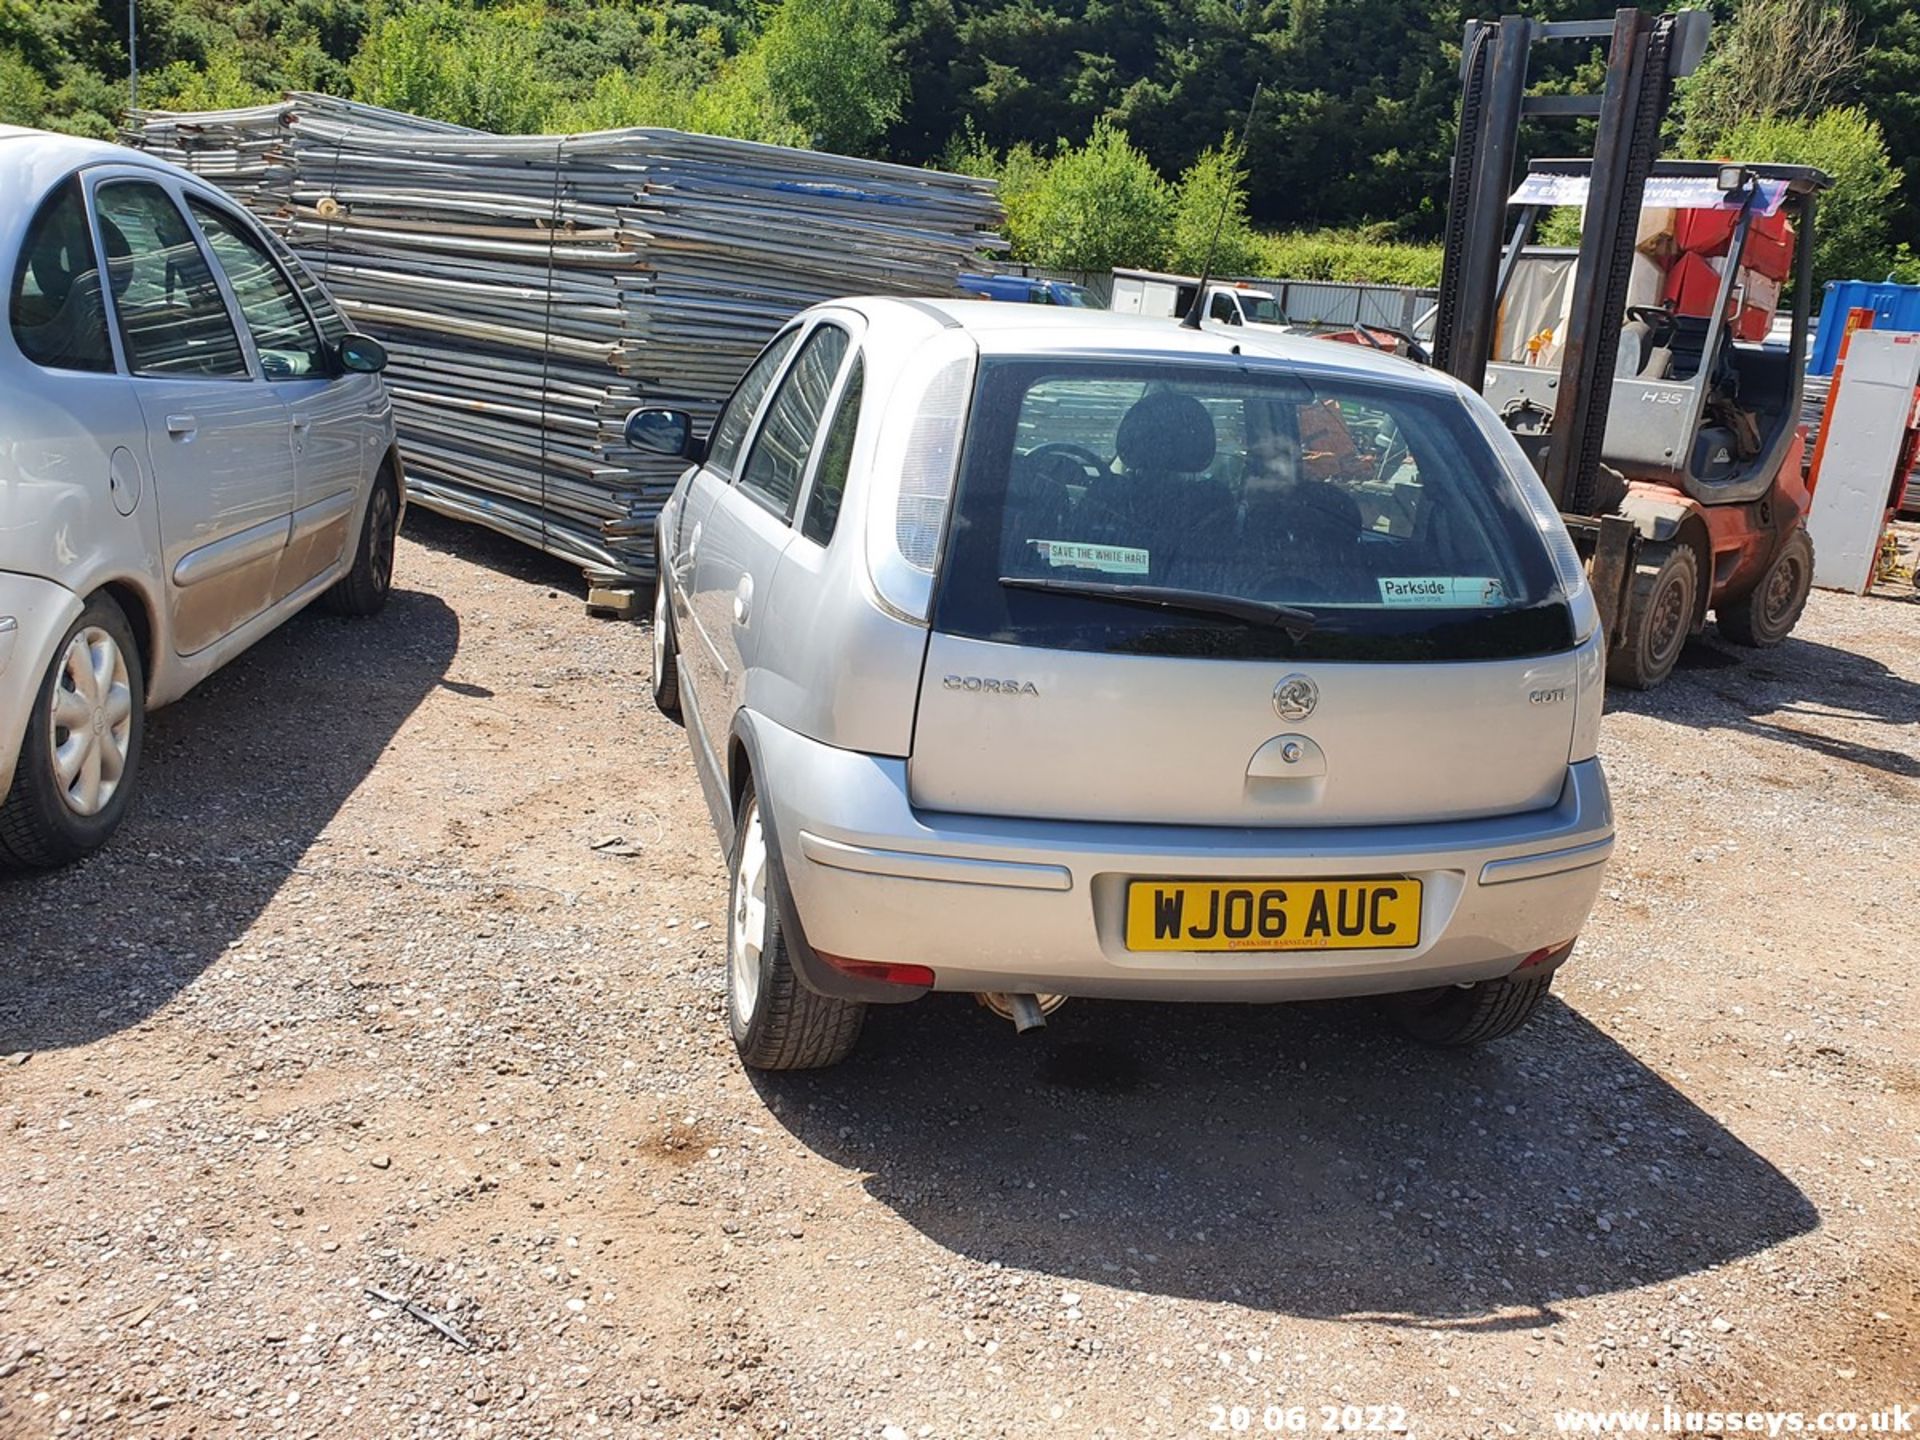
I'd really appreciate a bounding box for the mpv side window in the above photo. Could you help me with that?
[189,200,329,380]
[265,232,350,343]
[9,177,114,373]
[94,181,248,379]
[739,324,850,520]
[802,353,862,546]
[707,329,799,476]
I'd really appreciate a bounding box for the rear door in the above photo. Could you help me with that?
[92,174,294,656]
[910,359,1585,827]
[691,320,854,720]
[676,326,800,720]
[186,194,377,596]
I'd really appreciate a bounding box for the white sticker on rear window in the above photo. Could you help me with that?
[1031,539,1150,575]
[1378,576,1508,606]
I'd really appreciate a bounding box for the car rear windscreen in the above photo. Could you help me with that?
[931,358,1575,662]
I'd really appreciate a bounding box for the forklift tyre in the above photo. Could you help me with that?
[1607,542,1697,692]
[1717,529,1814,649]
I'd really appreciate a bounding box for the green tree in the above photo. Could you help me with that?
[1169,142,1264,276]
[144,44,274,110]
[1678,0,1860,153]
[553,45,803,145]
[0,43,48,124]
[1015,119,1171,271]
[757,0,904,154]
[1847,0,1920,237]
[941,121,1044,256]
[1705,106,1899,284]
[348,2,552,133]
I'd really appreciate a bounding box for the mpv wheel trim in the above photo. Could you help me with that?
[730,802,770,1020]
[48,626,133,818]
[368,484,397,594]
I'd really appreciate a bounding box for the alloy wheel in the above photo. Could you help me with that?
[730,802,769,1021]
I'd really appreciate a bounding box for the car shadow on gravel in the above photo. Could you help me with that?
[757,993,1817,1330]
[402,505,593,596]
[1610,634,1920,779]
[0,584,457,1053]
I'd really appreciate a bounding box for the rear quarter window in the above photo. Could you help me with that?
[10,177,114,373]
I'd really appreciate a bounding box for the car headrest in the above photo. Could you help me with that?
[98,217,133,299]
[1116,391,1216,474]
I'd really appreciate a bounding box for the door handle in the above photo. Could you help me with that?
[291,415,312,432]
[165,414,196,436]
[732,574,754,625]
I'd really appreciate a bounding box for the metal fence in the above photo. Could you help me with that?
[990,265,1439,332]
[130,96,1004,583]
[1228,278,1439,333]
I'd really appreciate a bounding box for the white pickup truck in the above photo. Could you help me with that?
[1108,269,1291,330]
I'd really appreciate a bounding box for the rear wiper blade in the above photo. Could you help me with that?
[999,576,1317,638]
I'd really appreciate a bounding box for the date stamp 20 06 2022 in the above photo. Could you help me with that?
[1198,1402,1413,1436]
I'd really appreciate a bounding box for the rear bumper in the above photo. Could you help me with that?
[0,572,84,802]
[753,715,1614,1003]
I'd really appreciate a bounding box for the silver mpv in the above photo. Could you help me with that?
[631,301,1614,1070]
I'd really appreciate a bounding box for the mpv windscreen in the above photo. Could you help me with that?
[933,360,1574,662]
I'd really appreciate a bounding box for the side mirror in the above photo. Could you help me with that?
[624,407,699,459]
[336,333,388,374]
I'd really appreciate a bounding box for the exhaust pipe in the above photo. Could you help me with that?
[976,992,1066,1033]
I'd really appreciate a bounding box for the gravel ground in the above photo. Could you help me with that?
[2,509,1916,1439]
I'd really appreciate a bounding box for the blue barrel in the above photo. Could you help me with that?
[1810,279,1920,374]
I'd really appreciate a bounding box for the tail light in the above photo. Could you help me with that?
[864,330,978,622]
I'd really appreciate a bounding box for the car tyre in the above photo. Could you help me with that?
[1717,529,1813,648]
[1606,541,1697,691]
[726,778,864,1070]
[1386,973,1553,1046]
[0,594,146,870]
[322,474,399,617]
[652,572,682,724]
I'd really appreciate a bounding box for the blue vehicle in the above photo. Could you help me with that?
[957,272,1099,308]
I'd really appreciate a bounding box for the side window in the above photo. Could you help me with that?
[1209,292,1241,325]
[802,353,863,546]
[189,200,328,379]
[265,232,350,344]
[94,181,248,379]
[9,177,114,373]
[739,325,850,518]
[706,329,800,476]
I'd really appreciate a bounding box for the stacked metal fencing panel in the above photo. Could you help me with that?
[129,96,1002,581]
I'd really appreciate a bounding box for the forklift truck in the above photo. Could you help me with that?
[1431,9,1832,688]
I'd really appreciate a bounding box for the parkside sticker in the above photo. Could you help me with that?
[1033,539,1151,575]
[1378,576,1507,606]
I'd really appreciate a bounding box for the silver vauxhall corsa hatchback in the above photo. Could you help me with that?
[631,301,1614,1070]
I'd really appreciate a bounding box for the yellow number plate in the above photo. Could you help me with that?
[1124,879,1422,953]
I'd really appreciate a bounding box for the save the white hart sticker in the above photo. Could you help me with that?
[1032,540,1151,575]
[1378,576,1508,606]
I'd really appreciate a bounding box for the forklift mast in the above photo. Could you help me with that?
[1432,8,1712,516]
